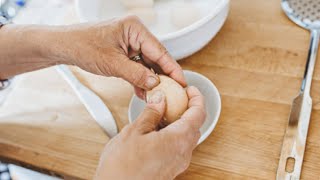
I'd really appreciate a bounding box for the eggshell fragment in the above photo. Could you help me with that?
[147,75,188,124]
[171,2,201,29]
[127,8,157,25]
[121,0,154,9]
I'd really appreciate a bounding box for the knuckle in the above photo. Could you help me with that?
[157,49,170,63]
[161,48,170,56]
[125,15,141,23]
[145,107,162,119]
[116,17,126,30]
[118,15,142,35]
[94,58,113,76]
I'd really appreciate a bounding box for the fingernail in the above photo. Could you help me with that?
[146,76,158,89]
[142,90,146,100]
[148,91,163,104]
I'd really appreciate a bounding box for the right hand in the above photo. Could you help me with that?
[95,86,206,180]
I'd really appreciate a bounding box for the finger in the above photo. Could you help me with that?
[192,130,201,149]
[131,58,148,100]
[133,91,166,134]
[140,56,165,74]
[161,86,206,141]
[181,86,206,129]
[134,86,146,100]
[115,54,159,90]
[122,16,186,86]
[141,54,186,87]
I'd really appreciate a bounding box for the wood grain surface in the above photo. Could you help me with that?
[1,0,320,179]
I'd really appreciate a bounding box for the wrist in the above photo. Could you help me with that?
[38,24,88,67]
[0,24,71,66]
[34,25,77,66]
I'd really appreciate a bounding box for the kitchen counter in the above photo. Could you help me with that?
[1,0,320,179]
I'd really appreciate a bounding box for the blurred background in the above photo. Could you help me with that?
[0,1,74,179]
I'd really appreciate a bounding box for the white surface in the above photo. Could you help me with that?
[120,0,154,9]
[170,2,202,29]
[8,165,61,180]
[0,164,8,172]
[162,2,229,59]
[76,0,220,36]
[127,8,157,26]
[76,0,230,60]
[0,87,12,107]
[13,0,74,25]
[0,172,10,180]
[0,78,18,107]
[128,70,221,145]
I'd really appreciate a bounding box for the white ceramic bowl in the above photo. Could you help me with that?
[76,0,230,60]
[128,70,221,145]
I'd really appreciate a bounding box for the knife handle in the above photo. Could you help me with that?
[55,65,118,137]
[55,65,83,92]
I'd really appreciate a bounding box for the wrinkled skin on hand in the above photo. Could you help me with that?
[53,15,186,99]
[95,87,206,180]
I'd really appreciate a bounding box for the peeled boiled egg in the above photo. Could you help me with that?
[147,75,188,124]
[120,0,154,9]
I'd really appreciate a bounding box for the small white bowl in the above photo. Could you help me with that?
[128,70,221,145]
[76,0,230,60]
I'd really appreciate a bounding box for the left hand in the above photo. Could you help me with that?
[49,15,186,98]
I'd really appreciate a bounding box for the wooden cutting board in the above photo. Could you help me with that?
[0,67,133,179]
[1,0,320,179]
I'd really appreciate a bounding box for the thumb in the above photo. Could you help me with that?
[134,91,166,134]
[116,55,159,90]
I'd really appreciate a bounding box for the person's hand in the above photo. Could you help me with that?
[50,15,186,98]
[95,86,206,180]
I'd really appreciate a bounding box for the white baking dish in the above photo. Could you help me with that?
[76,0,229,60]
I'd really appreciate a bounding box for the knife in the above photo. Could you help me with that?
[55,65,118,137]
